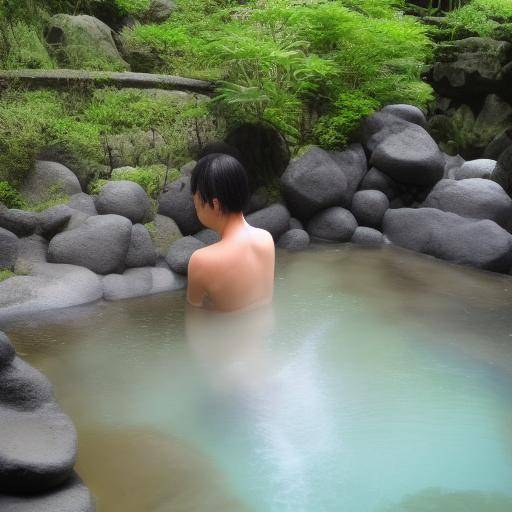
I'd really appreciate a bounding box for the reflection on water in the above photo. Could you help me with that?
[4,244,512,512]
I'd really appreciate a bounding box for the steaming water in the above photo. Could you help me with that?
[5,244,512,512]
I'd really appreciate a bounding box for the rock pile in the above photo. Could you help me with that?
[0,331,94,511]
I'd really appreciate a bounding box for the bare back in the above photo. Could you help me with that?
[187,223,275,312]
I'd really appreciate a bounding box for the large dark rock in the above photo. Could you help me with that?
[246,203,291,240]
[360,111,411,155]
[351,190,389,228]
[307,207,357,242]
[0,206,39,237]
[0,228,18,270]
[0,262,103,319]
[276,229,310,251]
[280,147,348,220]
[194,228,220,246]
[95,181,153,224]
[383,208,512,272]
[21,161,81,204]
[450,159,495,180]
[351,226,384,246]
[158,177,202,235]
[67,193,97,216]
[37,205,74,239]
[492,145,512,195]
[45,14,129,70]
[0,473,95,512]
[165,236,205,275]
[370,125,444,186]
[484,127,512,160]
[0,332,15,369]
[225,123,290,188]
[125,224,157,268]
[423,178,512,227]
[430,37,512,99]
[244,187,269,214]
[359,167,398,199]
[144,0,176,22]
[381,104,427,127]
[48,214,132,274]
[0,332,79,497]
[328,143,368,206]
[103,266,185,300]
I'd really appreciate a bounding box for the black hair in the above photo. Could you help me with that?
[190,153,250,214]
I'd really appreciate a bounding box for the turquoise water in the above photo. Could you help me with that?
[6,245,512,512]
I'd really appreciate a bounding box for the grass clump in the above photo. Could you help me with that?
[0,270,16,283]
[0,181,26,209]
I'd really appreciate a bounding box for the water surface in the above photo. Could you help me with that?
[5,245,512,512]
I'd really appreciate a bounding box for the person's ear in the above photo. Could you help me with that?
[212,198,221,214]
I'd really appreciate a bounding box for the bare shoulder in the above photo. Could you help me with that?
[248,226,275,251]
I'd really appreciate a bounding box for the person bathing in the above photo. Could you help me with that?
[186,153,275,312]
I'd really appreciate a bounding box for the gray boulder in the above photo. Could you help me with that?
[484,128,512,160]
[381,104,427,127]
[423,178,512,227]
[45,14,129,70]
[451,159,496,180]
[68,193,97,215]
[328,143,368,206]
[48,214,132,274]
[431,37,512,98]
[0,262,103,320]
[194,228,220,246]
[246,203,291,240]
[307,207,358,242]
[0,473,95,512]
[351,190,389,228]
[0,332,15,370]
[492,145,512,195]
[288,217,303,230]
[37,204,74,239]
[180,160,196,177]
[21,161,81,203]
[359,167,398,199]
[103,266,186,300]
[281,147,347,220]
[276,229,310,250]
[370,124,444,186]
[383,208,512,272]
[95,180,153,224]
[158,177,202,235]
[360,111,411,155]
[14,235,48,274]
[443,154,465,178]
[0,206,39,237]
[125,224,157,268]
[148,214,182,257]
[145,0,175,22]
[351,226,384,246]
[244,187,269,214]
[0,228,18,270]
[0,332,77,495]
[165,236,205,275]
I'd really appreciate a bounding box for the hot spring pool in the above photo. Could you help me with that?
[4,244,512,512]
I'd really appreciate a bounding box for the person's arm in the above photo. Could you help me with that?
[186,250,207,307]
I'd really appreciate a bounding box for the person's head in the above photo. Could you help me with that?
[190,153,249,228]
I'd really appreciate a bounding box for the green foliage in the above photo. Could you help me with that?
[115,0,151,15]
[0,181,26,209]
[123,0,433,148]
[24,183,70,212]
[445,0,512,37]
[313,92,379,148]
[0,270,15,283]
[87,178,109,195]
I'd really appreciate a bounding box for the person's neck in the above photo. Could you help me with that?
[215,212,247,239]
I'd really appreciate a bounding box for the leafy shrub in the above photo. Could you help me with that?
[0,181,26,209]
[445,0,512,37]
[313,92,379,148]
[122,0,432,149]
